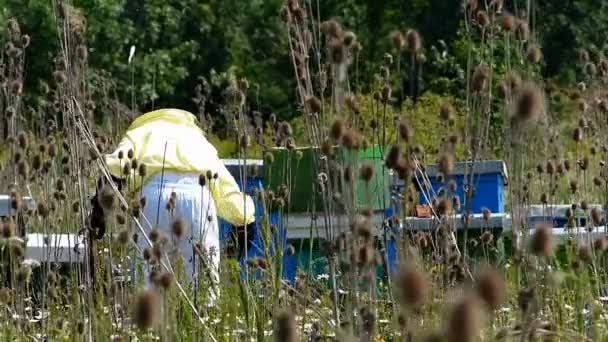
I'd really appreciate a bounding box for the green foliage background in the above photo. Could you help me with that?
[1,0,607,154]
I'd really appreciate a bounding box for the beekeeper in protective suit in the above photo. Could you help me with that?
[98,108,255,292]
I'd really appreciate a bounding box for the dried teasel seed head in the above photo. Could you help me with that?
[472,63,490,92]
[594,238,608,252]
[463,0,478,12]
[98,185,116,212]
[328,38,347,64]
[158,272,174,290]
[76,45,88,60]
[342,31,356,47]
[526,46,542,64]
[384,53,393,66]
[117,229,130,245]
[476,267,505,307]
[330,118,345,140]
[572,127,583,143]
[578,245,593,263]
[515,19,529,41]
[440,103,455,122]
[398,121,413,142]
[530,224,553,257]
[438,152,455,175]
[359,164,374,183]
[320,19,342,39]
[448,296,482,342]
[133,290,160,329]
[579,49,590,64]
[10,80,22,96]
[514,82,543,126]
[17,160,29,179]
[171,218,187,238]
[274,310,299,342]
[405,29,421,52]
[305,96,322,114]
[591,207,603,226]
[501,13,515,31]
[53,70,67,84]
[143,248,152,261]
[391,31,405,50]
[482,207,492,221]
[116,214,127,225]
[321,140,334,157]
[17,131,28,149]
[341,130,361,150]
[476,10,490,28]
[397,265,428,307]
[384,145,401,169]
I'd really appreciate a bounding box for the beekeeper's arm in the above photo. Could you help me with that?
[209,163,256,227]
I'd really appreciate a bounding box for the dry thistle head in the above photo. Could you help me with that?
[398,121,413,142]
[37,203,49,218]
[171,218,187,238]
[578,245,593,264]
[305,96,322,114]
[342,96,359,116]
[16,266,32,284]
[392,31,405,50]
[515,19,529,41]
[1,221,15,239]
[330,118,345,140]
[17,131,28,149]
[274,310,298,342]
[579,49,590,64]
[397,265,428,308]
[320,19,342,39]
[384,145,401,169]
[328,38,347,64]
[447,296,482,342]
[514,82,543,127]
[53,70,67,84]
[158,271,174,290]
[530,224,553,257]
[591,207,603,226]
[594,238,608,253]
[526,46,543,64]
[405,29,421,52]
[117,229,130,245]
[98,185,116,212]
[463,0,478,12]
[133,290,160,330]
[472,63,490,92]
[476,267,505,307]
[438,152,455,175]
[342,31,356,47]
[440,103,455,122]
[482,207,491,221]
[476,10,490,28]
[359,164,374,183]
[572,127,583,143]
[341,130,361,150]
[10,80,22,96]
[501,13,515,31]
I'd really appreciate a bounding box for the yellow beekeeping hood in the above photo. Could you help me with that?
[104,108,255,226]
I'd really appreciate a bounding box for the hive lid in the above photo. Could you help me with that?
[423,160,508,178]
[222,159,264,181]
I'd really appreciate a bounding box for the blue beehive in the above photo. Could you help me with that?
[219,159,295,282]
[414,160,508,214]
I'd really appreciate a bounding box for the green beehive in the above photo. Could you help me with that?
[264,146,391,213]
